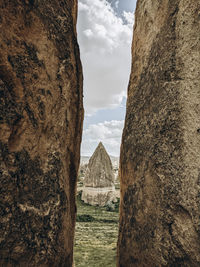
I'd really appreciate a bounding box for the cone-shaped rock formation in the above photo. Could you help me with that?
[82,142,116,206]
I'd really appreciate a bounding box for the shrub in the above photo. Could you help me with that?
[76,214,96,222]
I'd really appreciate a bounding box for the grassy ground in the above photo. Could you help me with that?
[74,193,119,267]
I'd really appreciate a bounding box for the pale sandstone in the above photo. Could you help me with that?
[82,142,116,206]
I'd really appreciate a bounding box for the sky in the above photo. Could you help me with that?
[77,0,136,156]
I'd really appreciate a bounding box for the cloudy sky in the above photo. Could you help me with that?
[77,0,136,156]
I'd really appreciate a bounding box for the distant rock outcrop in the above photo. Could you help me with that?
[0,1,83,266]
[81,142,116,206]
[118,0,200,266]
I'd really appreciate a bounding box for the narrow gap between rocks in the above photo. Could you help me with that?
[74,1,136,266]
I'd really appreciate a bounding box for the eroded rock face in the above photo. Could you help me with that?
[82,142,116,206]
[0,1,83,266]
[118,0,200,266]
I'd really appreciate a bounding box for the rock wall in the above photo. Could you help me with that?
[0,1,83,266]
[81,186,116,207]
[118,0,200,266]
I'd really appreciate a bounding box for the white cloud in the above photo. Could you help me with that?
[83,29,93,38]
[123,11,135,25]
[115,0,119,9]
[81,120,124,156]
[77,0,134,115]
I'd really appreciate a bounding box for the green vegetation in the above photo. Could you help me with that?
[74,192,119,267]
[114,183,120,190]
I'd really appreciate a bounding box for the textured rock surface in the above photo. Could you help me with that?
[118,0,200,266]
[82,142,116,206]
[81,186,116,207]
[0,1,83,266]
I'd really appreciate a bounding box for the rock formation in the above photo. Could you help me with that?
[81,142,116,206]
[117,0,200,266]
[0,1,83,266]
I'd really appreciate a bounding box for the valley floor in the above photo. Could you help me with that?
[74,193,119,267]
